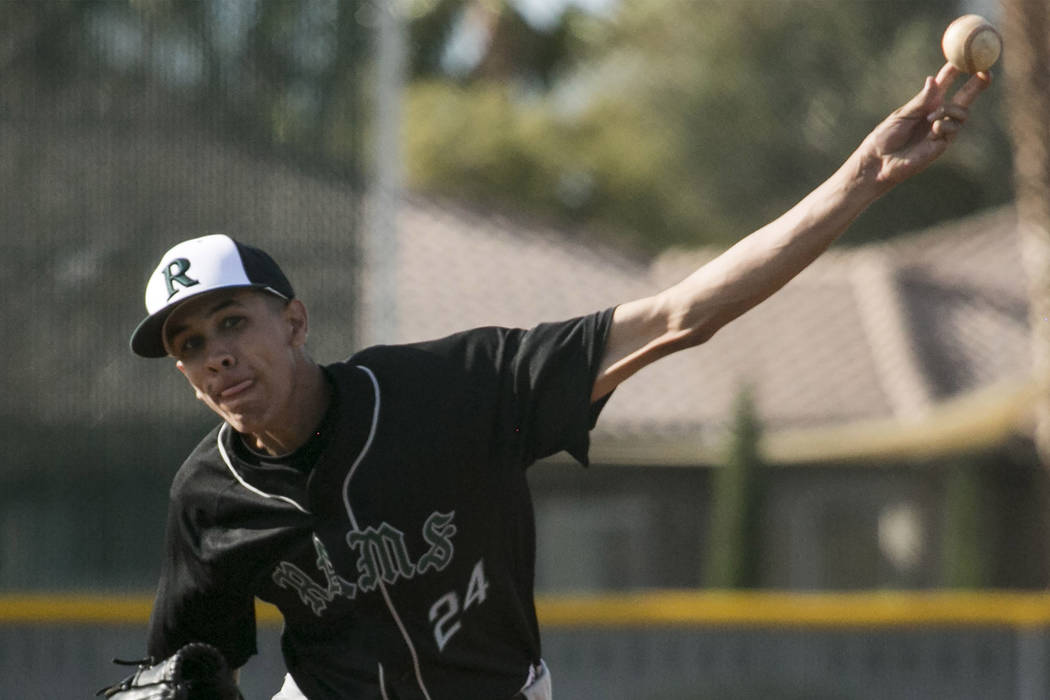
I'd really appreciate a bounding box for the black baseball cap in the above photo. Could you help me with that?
[130,234,295,358]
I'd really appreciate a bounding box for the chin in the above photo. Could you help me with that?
[221,412,264,437]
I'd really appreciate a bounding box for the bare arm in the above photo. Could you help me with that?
[592,64,990,401]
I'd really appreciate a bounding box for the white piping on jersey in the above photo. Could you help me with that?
[377,578,433,700]
[378,662,390,700]
[216,423,311,515]
[344,365,435,700]
[340,365,381,527]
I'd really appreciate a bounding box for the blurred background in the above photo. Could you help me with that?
[1,0,1049,697]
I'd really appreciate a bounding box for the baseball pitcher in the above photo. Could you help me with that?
[114,64,988,699]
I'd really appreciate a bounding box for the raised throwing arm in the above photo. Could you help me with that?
[592,64,990,402]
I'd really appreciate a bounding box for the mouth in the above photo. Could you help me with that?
[218,379,254,401]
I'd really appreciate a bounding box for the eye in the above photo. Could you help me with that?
[220,315,244,330]
[177,335,203,356]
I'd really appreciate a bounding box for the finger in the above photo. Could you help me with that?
[896,76,941,118]
[949,71,991,109]
[930,114,961,140]
[927,104,969,124]
[934,62,961,90]
[941,104,969,122]
[898,64,959,119]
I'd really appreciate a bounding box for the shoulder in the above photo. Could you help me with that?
[342,311,613,382]
[169,423,233,504]
[351,326,517,359]
[347,326,520,375]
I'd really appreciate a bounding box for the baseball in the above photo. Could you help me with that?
[941,14,1002,73]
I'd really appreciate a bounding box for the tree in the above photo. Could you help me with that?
[0,0,371,177]
[1002,0,1050,464]
[705,388,765,588]
[940,458,988,588]
[407,0,581,86]
[402,0,1014,252]
[0,1,103,89]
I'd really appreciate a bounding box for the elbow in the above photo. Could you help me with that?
[660,284,738,353]
[666,296,736,349]
[691,322,722,346]
[694,310,738,344]
[663,317,723,353]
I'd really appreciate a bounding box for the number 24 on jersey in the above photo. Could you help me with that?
[429,559,489,652]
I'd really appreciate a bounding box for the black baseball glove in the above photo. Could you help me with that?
[97,642,240,700]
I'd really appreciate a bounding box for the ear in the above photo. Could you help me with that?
[174,361,204,400]
[284,299,310,348]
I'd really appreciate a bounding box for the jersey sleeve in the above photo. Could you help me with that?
[502,308,615,467]
[147,471,258,669]
[348,307,615,471]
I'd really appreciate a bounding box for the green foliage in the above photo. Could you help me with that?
[940,460,989,588]
[403,0,1013,251]
[3,0,1013,252]
[402,78,679,249]
[705,387,765,589]
[407,0,584,85]
[407,0,465,78]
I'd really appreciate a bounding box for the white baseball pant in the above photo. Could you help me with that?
[270,660,551,700]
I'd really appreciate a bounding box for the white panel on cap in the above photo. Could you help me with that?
[144,234,252,314]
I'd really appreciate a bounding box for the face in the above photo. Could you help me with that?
[163,288,309,438]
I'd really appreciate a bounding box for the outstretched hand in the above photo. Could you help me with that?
[862,63,990,186]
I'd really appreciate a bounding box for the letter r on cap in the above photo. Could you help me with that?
[163,258,199,299]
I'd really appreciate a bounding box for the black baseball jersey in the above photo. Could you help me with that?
[147,309,614,699]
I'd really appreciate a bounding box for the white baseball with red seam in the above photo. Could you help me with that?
[941,14,1002,74]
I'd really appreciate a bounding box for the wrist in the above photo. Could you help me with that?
[840,148,896,201]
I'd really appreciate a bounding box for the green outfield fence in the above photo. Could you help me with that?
[4,591,1050,699]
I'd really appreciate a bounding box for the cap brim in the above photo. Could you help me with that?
[130,305,178,358]
[129,283,291,358]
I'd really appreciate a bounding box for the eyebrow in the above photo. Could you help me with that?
[165,298,242,345]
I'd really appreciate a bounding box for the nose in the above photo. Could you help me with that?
[205,343,236,372]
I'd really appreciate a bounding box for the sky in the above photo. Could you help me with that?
[442,0,619,74]
[512,0,619,30]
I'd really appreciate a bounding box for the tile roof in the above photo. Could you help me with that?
[608,206,1030,446]
[355,195,1030,453]
[355,194,654,347]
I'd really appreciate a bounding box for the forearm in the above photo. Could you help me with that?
[663,148,890,343]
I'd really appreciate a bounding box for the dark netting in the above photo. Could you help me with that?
[1,1,370,589]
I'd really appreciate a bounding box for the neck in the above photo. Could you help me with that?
[248,360,330,456]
